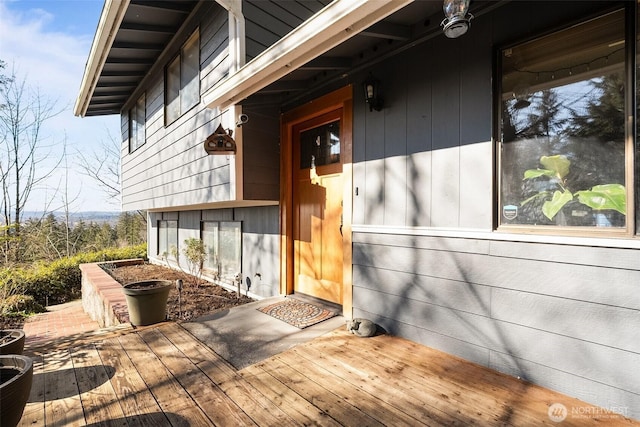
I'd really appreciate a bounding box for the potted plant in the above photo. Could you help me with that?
[0,354,33,427]
[122,280,173,326]
[0,330,25,355]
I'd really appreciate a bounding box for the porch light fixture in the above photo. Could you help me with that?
[441,0,473,38]
[363,73,383,112]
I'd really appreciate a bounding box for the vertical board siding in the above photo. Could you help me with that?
[235,206,280,296]
[242,104,280,200]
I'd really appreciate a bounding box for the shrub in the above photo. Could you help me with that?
[1,243,147,307]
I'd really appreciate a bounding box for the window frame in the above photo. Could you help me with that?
[165,29,200,126]
[494,5,635,237]
[128,93,146,153]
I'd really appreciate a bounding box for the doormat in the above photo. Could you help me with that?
[258,299,337,329]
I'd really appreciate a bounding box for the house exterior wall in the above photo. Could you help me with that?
[148,206,280,298]
[350,1,640,419]
[121,2,231,212]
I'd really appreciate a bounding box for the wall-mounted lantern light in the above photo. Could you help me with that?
[204,124,236,155]
[363,73,383,112]
[441,0,473,38]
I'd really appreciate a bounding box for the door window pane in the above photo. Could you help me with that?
[300,120,340,169]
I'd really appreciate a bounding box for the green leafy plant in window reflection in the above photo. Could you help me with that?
[521,155,626,221]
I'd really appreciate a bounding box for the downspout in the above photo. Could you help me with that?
[214,0,246,203]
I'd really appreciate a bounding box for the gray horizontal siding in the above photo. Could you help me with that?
[121,4,231,212]
[352,231,640,418]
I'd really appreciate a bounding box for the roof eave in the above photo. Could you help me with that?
[202,0,414,110]
[74,0,130,118]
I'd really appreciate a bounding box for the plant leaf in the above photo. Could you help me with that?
[575,184,626,215]
[523,169,555,180]
[542,190,573,220]
[540,155,570,179]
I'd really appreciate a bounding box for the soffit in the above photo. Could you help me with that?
[78,0,502,117]
[82,0,198,117]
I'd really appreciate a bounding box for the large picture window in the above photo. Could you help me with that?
[165,30,200,125]
[201,221,242,282]
[129,93,146,152]
[498,9,630,232]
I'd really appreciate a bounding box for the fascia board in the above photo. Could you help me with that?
[203,0,413,110]
[74,0,130,117]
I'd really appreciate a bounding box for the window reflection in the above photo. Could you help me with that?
[499,9,626,228]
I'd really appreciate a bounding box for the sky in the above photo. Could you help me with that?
[0,0,121,214]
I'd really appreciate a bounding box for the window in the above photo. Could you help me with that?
[300,120,341,169]
[158,220,178,257]
[498,9,630,233]
[129,93,146,152]
[201,221,242,282]
[166,30,200,124]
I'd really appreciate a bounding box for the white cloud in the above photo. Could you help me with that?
[0,1,121,213]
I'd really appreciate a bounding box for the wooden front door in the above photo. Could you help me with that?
[281,86,353,311]
[292,109,344,304]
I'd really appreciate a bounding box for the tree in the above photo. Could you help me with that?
[0,63,63,262]
[567,74,625,143]
[116,211,146,246]
[75,130,121,204]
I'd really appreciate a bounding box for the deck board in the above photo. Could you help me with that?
[95,338,169,426]
[44,348,86,427]
[117,332,212,426]
[19,322,640,427]
[72,344,127,425]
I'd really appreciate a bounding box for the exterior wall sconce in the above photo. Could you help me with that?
[204,124,236,155]
[363,73,383,112]
[441,0,473,38]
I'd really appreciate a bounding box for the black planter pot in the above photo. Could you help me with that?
[0,355,34,427]
[123,280,173,326]
[0,330,26,355]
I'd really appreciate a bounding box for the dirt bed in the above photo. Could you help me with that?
[107,263,254,322]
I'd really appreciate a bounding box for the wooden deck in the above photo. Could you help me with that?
[18,322,638,427]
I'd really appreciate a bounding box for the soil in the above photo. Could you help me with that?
[107,263,254,322]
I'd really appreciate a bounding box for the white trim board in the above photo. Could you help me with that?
[203,0,414,110]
